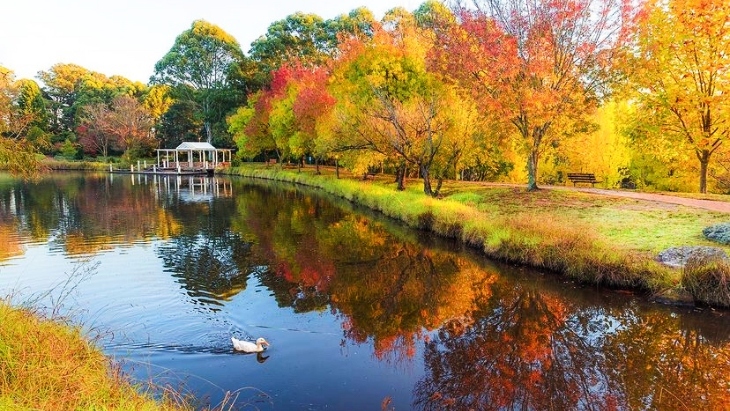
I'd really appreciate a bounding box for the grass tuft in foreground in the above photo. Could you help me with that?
[683,256,730,307]
[0,301,191,411]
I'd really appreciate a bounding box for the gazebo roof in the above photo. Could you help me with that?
[176,142,216,150]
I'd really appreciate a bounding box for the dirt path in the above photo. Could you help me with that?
[553,186,730,213]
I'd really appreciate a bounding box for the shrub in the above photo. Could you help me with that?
[702,222,730,245]
[682,255,730,307]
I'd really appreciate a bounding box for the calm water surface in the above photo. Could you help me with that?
[0,172,729,410]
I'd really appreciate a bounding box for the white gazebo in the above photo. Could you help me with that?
[156,142,233,171]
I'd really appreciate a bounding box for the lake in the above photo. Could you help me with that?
[0,172,728,410]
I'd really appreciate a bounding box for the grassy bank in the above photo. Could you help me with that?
[225,164,730,307]
[0,301,191,411]
[41,157,110,171]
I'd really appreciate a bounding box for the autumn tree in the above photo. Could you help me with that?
[443,0,627,191]
[228,66,295,162]
[152,20,246,145]
[290,66,336,172]
[328,15,480,195]
[78,95,154,160]
[108,95,155,159]
[0,66,39,176]
[141,84,173,145]
[78,102,113,159]
[38,63,148,155]
[626,0,730,193]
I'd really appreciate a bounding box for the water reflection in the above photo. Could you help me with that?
[415,285,730,410]
[1,172,729,410]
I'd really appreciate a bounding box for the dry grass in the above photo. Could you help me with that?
[0,301,192,411]
[683,256,730,307]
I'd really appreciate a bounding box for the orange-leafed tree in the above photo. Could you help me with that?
[626,0,730,193]
[441,0,628,191]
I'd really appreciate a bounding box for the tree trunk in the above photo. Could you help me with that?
[421,163,433,196]
[395,163,406,191]
[526,149,539,191]
[434,177,443,198]
[699,150,710,194]
[204,122,213,144]
[526,126,547,192]
[335,158,340,179]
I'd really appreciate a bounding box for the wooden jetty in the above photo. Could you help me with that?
[110,142,232,176]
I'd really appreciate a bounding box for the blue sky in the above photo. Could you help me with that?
[0,0,419,83]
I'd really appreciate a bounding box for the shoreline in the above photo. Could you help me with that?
[221,164,726,309]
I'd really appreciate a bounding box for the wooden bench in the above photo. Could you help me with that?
[567,172,600,187]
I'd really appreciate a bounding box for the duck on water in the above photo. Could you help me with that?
[231,337,270,353]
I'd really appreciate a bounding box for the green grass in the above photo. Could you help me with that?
[226,163,730,306]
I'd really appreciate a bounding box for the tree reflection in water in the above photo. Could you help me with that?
[414,283,730,410]
[229,181,497,364]
[157,233,253,306]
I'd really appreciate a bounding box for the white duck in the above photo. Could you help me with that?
[231,337,270,353]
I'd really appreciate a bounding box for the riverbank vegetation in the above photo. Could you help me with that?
[226,164,730,307]
[0,301,190,411]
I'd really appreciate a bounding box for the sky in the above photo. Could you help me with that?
[0,0,419,84]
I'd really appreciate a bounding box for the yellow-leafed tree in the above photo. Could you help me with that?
[626,0,730,193]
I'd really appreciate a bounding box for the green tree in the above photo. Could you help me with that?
[325,7,378,43]
[249,12,331,76]
[151,20,246,145]
[157,100,203,149]
[37,63,90,137]
[15,79,48,136]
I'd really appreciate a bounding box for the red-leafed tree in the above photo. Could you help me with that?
[78,102,114,159]
[440,0,629,190]
[229,66,297,163]
[78,95,154,160]
[291,66,336,172]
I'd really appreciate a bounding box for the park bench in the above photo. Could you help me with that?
[567,172,600,187]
